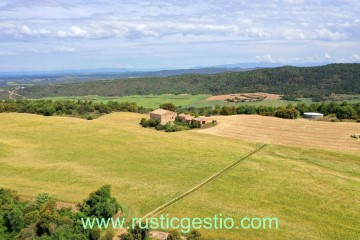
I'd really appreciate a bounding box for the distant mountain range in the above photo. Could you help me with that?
[0,62,332,78]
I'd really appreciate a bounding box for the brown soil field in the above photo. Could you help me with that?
[205,92,282,101]
[197,115,360,152]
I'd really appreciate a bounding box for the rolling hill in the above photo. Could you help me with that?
[15,63,360,99]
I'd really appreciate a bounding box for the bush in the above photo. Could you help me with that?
[275,107,299,119]
[36,193,52,206]
[166,229,182,240]
[160,103,176,112]
[190,120,201,128]
[336,105,357,120]
[140,118,160,128]
[221,106,236,115]
[155,124,165,130]
[101,229,115,240]
[187,230,202,240]
[125,225,149,240]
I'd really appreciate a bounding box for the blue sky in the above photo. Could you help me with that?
[0,0,359,71]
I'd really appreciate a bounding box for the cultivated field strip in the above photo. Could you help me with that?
[141,143,267,220]
[199,115,360,152]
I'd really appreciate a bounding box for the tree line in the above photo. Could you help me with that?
[177,102,360,120]
[0,99,148,120]
[1,99,359,121]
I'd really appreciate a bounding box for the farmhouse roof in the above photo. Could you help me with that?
[151,109,175,115]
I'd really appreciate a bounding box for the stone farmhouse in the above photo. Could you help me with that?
[150,109,177,125]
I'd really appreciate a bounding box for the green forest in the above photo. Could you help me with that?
[16,64,360,100]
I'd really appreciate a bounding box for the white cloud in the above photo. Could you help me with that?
[54,46,76,53]
[283,29,305,40]
[316,28,347,40]
[20,25,32,35]
[57,26,88,38]
[256,54,273,62]
[324,52,332,59]
[245,27,270,38]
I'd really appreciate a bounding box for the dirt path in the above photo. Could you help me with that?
[9,87,27,100]
[0,87,27,99]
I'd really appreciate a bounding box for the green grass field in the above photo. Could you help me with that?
[42,94,360,109]
[0,112,359,239]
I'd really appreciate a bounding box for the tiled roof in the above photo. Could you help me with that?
[151,109,175,115]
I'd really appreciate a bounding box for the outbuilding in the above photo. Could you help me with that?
[178,113,193,123]
[304,112,324,119]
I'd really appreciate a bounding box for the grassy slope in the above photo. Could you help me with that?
[42,94,360,108]
[0,113,256,217]
[0,112,359,239]
[166,145,360,239]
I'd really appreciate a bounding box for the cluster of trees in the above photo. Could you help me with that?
[16,64,360,100]
[0,186,204,240]
[0,185,120,240]
[0,100,147,119]
[294,102,360,120]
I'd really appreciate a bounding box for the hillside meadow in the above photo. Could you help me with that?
[0,112,359,239]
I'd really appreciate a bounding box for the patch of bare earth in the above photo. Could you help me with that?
[205,92,282,101]
[149,231,186,240]
[197,115,360,152]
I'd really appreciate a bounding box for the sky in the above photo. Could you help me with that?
[0,0,359,72]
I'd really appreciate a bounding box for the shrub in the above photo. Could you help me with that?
[187,230,202,240]
[190,120,201,128]
[155,124,165,130]
[166,229,182,240]
[148,118,160,127]
[125,225,149,240]
[336,105,357,120]
[36,193,52,206]
[101,229,115,240]
[275,107,299,119]
[160,103,176,112]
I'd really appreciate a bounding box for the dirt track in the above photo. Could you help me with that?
[197,115,360,152]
